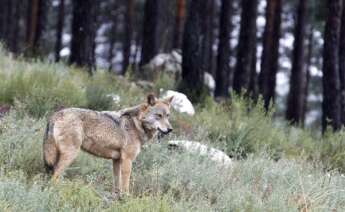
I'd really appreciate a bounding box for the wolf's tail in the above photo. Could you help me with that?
[43,121,58,174]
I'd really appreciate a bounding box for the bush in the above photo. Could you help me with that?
[0,52,148,118]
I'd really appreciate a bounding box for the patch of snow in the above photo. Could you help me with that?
[162,90,195,116]
[168,140,232,167]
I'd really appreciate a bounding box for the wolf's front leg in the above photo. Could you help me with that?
[120,158,133,194]
[112,159,121,196]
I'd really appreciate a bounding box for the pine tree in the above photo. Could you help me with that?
[322,0,342,131]
[286,0,308,124]
[259,0,282,110]
[233,0,258,95]
[215,0,233,98]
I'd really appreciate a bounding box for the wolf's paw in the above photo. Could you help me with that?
[111,189,121,201]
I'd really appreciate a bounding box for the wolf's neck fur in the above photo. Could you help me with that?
[122,115,156,145]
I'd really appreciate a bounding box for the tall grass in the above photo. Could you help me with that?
[0,49,145,118]
[1,46,345,211]
[1,112,345,211]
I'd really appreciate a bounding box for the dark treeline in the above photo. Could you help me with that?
[0,0,343,132]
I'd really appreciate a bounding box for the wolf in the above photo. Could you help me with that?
[43,94,173,195]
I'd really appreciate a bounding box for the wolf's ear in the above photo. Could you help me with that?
[147,93,157,106]
[163,96,174,105]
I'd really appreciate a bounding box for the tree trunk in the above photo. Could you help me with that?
[215,0,232,98]
[172,0,185,49]
[122,0,134,74]
[140,0,160,67]
[259,0,282,110]
[201,0,215,75]
[8,0,20,53]
[233,0,258,94]
[180,0,207,101]
[286,0,308,124]
[0,0,5,39]
[69,0,96,74]
[207,0,216,77]
[25,0,45,56]
[339,1,345,125]
[249,47,258,99]
[302,28,313,125]
[108,14,118,72]
[322,0,342,131]
[55,0,65,62]
[3,0,13,44]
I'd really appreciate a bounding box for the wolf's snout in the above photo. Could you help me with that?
[158,127,173,134]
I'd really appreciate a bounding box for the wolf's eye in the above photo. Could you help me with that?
[156,114,163,118]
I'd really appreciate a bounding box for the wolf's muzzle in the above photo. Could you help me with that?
[158,128,173,135]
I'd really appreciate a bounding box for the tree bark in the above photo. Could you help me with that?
[249,47,258,99]
[25,0,45,56]
[172,0,185,49]
[259,0,282,110]
[7,0,20,53]
[215,0,232,98]
[55,0,65,62]
[3,0,13,44]
[0,0,5,39]
[233,0,258,94]
[339,0,345,125]
[286,0,308,124]
[108,11,118,73]
[69,0,96,74]
[122,0,134,74]
[140,0,160,67]
[302,28,313,125]
[201,0,216,75]
[322,0,342,131]
[207,0,216,77]
[180,0,207,101]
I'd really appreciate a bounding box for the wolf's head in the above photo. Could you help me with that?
[120,93,174,138]
[140,94,173,135]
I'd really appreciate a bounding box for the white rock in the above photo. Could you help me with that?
[171,50,182,64]
[162,90,195,116]
[151,53,169,67]
[168,140,232,167]
[105,94,121,104]
[204,72,216,92]
[148,52,215,93]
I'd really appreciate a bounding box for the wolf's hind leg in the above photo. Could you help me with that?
[52,148,79,181]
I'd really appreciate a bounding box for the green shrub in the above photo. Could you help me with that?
[0,112,45,176]
[107,196,173,212]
